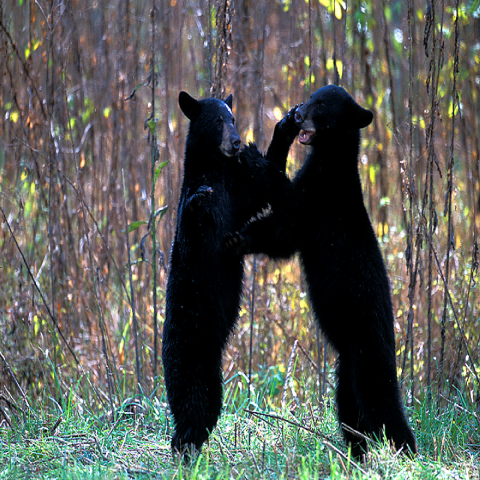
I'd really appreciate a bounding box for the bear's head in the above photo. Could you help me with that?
[179,91,241,158]
[294,85,373,146]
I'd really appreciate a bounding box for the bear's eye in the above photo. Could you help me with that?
[215,117,223,127]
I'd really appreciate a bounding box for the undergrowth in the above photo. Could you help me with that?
[1,371,479,479]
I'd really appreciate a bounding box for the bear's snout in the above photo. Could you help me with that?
[294,108,305,124]
[220,126,241,157]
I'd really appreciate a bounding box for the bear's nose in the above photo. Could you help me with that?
[294,109,304,124]
[232,138,241,151]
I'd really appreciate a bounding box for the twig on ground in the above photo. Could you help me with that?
[244,409,369,475]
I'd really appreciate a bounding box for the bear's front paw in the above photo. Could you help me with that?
[224,231,247,255]
[195,185,214,198]
[188,185,213,210]
[277,105,301,140]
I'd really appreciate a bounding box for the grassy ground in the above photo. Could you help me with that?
[1,372,479,480]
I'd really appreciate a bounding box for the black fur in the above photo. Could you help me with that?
[162,92,294,459]
[228,85,417,457]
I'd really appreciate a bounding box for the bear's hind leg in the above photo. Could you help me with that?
[170,368,223,458]
[163,328,224,460]
[347,346,417,456]
[336,354,369,458]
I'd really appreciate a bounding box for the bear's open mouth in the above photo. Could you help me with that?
[220,145,239,157]
[299,130,315,145]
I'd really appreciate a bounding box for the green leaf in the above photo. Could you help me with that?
[126,220,148,233]
[379,197,391,208]
[145,118,159,134]
[154,161,169,184]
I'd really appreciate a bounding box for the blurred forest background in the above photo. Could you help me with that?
[0,0,479,419]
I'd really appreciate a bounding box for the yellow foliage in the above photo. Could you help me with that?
[326,58,343,79]
[456,234,462,249]
[318,0,345,20]
[369,164,376,185]
[377,222,389,236]
[9,111,19,123]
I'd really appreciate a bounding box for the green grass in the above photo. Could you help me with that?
[1,376,479,479]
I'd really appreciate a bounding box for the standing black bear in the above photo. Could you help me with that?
[228,85,417,457]
[162,91,297,458]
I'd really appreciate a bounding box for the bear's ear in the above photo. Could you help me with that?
[224,94,233,109]
[351,102,373,129]
[179,91,202,120]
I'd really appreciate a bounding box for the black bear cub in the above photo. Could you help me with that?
[162,91,296,459]
[229,85,417,458]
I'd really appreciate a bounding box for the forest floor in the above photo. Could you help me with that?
[0,374,479,480]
